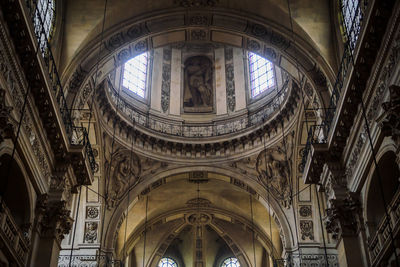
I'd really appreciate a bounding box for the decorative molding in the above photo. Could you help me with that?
[0,26,52,180]
[186,198,211,208]
[299,205,312,217]
[300,220,314,240]
[161,48,171,113]
[84,222,98,243]
[0,88,13,144]
[256,132,295,207]
[225,48,236,112]
[36,195,73,243]
[97,77,299,161]
[381,85,400,145]
[325,192,360,239]
[175,0,219,7]
[345,30,400,181]
[86,206,100,219]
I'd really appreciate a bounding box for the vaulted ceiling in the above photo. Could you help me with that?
[59,0,336,76]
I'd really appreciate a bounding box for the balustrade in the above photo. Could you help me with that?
[368,189,400,264]
[0,201,29,266]
[107,77,290,138]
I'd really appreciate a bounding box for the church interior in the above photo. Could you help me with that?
[0,0,399,266]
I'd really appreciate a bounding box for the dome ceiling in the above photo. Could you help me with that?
[60,0,335,76]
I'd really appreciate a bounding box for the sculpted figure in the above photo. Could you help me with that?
[184,56,213,110]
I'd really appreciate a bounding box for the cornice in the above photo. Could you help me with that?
[94,78,300,163]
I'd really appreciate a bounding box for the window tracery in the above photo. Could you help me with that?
[221,257,240,267]
[158,257,178,267]
[122,52,149,98]
[248,52,275,98]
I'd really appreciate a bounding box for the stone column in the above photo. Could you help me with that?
[326,193,364,267]
[30,194,73,267]
[29,169,76,267]
[323,172,365,267]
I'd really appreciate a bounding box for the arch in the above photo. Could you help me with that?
[63,9,334,114]
[103,166,295,255]
[158,257,178,267]
[121,207,276,267]
[220,257,240,267]
[364,149,400,237]
[0,152,34,234]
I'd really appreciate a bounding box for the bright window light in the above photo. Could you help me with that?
[33,0,55,53]
[122,52,149,98]
[248,52,275,98]
[221,257,240,267]
[158,257,178,267]
[342,0,361,52]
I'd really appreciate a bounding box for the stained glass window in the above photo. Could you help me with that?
[221,257,240,267]
[122,52,149,98]
[341,0,361,52]
[248,52,275,98]
[158,257,178,267]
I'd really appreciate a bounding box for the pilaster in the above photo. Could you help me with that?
[0,88,14,144]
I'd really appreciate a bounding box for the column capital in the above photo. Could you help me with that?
[325,192,361,239]
[35,194,73,243]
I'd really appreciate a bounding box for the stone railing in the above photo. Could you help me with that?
[285,253,339,267]
[368,189,400,265]
[0,202,29,266]
[107,77,290,138]
[58,254,122,267]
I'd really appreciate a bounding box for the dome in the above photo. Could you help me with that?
[95,44,300,161]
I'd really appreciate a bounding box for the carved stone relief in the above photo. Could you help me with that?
[86,206,100,219]
[300,220,314,240]
[175,0,219,7]
[0,35,51,179]
[104,139,141,206]
[186,198,211,208]
[183,56,213,112]
[345,32,400,182]
[230,155,258,177]
[381,85,400,145]
[256,133,294,207]
[161,48,172,113]
[225,48,236,112]
[325,192,360,239]
[299,206,312,217]
[36,195,73,243]
[0,88,13,144]
[84,222,98,243]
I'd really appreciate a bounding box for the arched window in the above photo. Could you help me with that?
[122,52,149,98]
[158,257,178,267]
[341,0,362,52]
[248,52,275,98]
[221,257,240,267]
